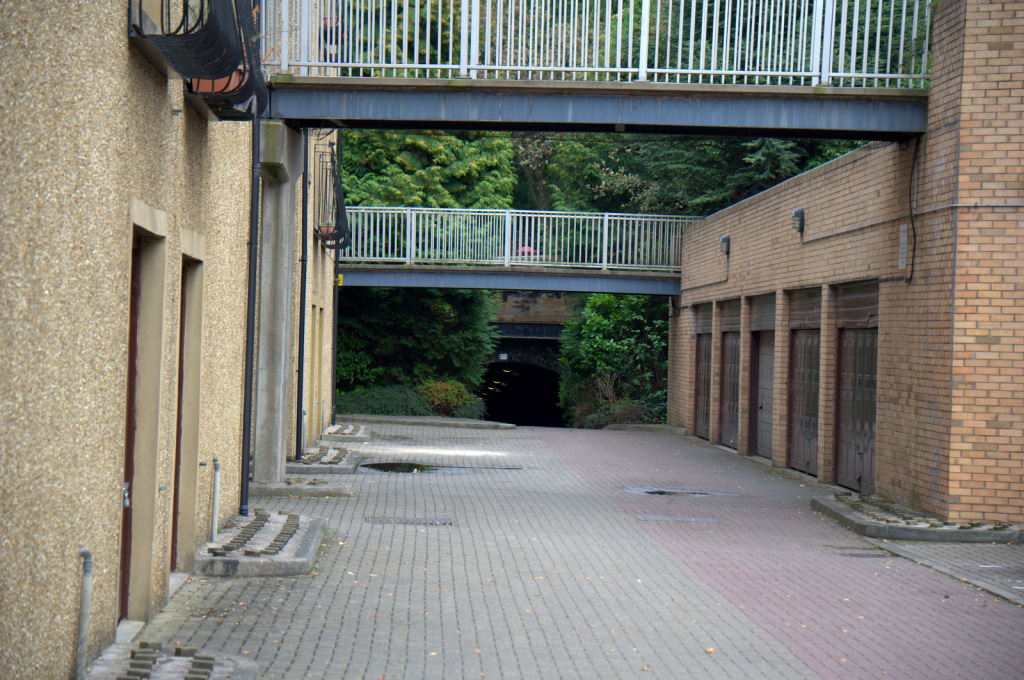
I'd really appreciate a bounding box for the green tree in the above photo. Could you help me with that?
[336,287,498,391]
[339,129,516,208]
[559,294,669,427]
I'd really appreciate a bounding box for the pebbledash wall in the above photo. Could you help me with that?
[667,0,1024,524]
[0,4,335,678]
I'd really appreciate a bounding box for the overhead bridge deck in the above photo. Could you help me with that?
[271,78,928,140]
[336,265,681,296]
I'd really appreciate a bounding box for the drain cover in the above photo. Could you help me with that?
[635,514,718,523]
[365,517,456,526]
[622,487,739,497]
[362,462,442,473]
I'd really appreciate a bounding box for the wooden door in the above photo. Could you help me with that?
[120,244,141,619]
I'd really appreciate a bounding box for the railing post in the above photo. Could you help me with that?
[637,0,650,81]
[281,0,290,70]
[811,0,835,85]
[503,210,512,266]
[601,213,610,270]
[459,0,470,77]
[469,0,480,78]
[299,0,309,73]
[406,208,416,263]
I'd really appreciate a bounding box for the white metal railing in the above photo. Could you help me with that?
[327,206,698,271]
[263,0,930,87]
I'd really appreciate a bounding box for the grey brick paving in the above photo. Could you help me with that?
[127,424,1024,679]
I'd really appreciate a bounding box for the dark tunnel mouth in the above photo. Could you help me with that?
[482,361,563,427]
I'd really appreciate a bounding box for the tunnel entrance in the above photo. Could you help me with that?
[482,362,563,427]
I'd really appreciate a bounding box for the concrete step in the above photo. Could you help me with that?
[193,511,325,577]
[320,422,371,443]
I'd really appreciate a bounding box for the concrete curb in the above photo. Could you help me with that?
[863,538,1024,606]
[286,454,362,475]
[193,516,326,577]
[812,496,1024,543]
[603,423,690,437]
[336,413,516,429]
[251,482,355,497]
[320,424,372,443]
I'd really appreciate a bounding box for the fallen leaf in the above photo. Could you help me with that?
[706,648,714,654]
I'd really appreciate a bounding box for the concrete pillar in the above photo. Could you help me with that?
[254,120,303,484]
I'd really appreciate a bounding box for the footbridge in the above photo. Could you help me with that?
[263,0,932,138]
[327,206,697,294]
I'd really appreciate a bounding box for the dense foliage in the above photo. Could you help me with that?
[512,133,860,215]
[335,287,498,391]
[559,294,669,428]
[339,129,516,208]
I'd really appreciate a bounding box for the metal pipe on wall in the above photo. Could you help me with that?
[296,130,309,459]
[74,548,93,680]
[239,117,261,517]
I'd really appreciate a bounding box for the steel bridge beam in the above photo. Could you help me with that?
[270,78,927,140]
[336,266,680,296]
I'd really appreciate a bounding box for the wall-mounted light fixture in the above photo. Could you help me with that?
[792,208,805,234]
[719,235,731,255]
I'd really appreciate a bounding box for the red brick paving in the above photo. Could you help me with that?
[544,428,1024,680]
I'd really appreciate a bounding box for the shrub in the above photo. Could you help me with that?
[452,396,486,420]
[335,386,432,417]
[580,399,651,430]
[416,379,473,417]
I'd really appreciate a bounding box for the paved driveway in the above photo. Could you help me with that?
[137,424,1023,679]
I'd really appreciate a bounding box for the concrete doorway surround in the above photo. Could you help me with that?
[121,197,170,621]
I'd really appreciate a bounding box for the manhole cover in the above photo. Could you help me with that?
[621,487,739,497]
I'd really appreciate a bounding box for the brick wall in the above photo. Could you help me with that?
[668,0,1023,521]
[945,2,1024,522]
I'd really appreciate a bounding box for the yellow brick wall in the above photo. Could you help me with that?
[668,0,1023,522]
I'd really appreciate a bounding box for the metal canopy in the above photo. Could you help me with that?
[336,266,680,296]
[270,79,927,140]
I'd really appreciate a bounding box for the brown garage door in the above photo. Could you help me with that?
[752,330,775,458]
[695,333,712,439]
[720,331,741,448]
[693,304,713,440]
[788,288,821,475]
[749,294,776,459]
[789,329,820,475]
[835,282,879,493]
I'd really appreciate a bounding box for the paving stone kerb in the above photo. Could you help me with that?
[127,421,1024,680]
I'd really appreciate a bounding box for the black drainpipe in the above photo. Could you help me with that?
[239,116,260,517]
[295,131,309,460]
[331,246,339,425]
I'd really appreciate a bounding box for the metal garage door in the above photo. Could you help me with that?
[694,304,712,440]
[834,282,879,493]
[788,288,821,475]
[720,331,740,447]
[752,331,775,458]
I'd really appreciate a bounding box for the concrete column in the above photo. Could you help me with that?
[254,120,303,484]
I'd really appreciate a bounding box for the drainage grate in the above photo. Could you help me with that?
[365,517,456,526]
[635,514,718,523]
